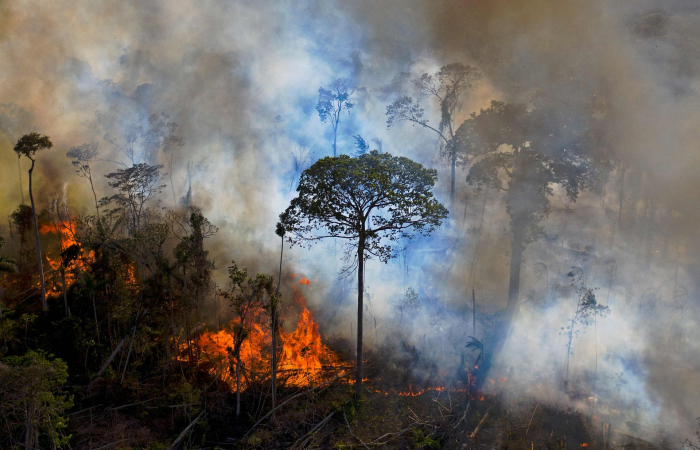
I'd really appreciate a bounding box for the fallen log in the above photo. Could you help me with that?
[89,338,125,385]
[168,411,204,450]
[242,370,347,439]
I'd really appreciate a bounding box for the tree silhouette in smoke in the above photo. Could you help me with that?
[454,91,613,358]
[14,132,53,312]
[386,63,482,211]
[317,78,356,158]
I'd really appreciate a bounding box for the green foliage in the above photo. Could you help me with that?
[412,428,442,449]
[0,350,73,449]
[13,132,53,159]
[221,262,276,359]
[0,236,17,273]
[280,151,448,265]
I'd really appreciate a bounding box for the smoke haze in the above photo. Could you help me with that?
[1,0,699,443]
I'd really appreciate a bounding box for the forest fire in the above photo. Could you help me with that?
[38,221,93,293]
[187,277,343,390]
[2,1,699,446]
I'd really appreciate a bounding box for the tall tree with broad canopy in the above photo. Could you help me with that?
[0,103,34,205]
[454,93,613,359]
[14,133,53,311]
[279,150,448,398]
[386,63,482,211]
[316,78,355,157]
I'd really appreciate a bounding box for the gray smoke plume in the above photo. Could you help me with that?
[0,0,699,443]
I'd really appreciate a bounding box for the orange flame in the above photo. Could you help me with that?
[185,280,341,390]
[39,221,94,293]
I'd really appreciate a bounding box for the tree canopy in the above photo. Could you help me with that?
[279,150,448,265]
[279,150,447,399]
[13,132,52,160]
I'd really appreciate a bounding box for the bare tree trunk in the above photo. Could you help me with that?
[272,234,283,418]
[450,151,456,214]
[506,237,523,316]
[60,264,69,316]
[0,294,4,351]
[333,113,340,158]
[88,173,100,218]
[472,289,476,336]
[92,293,100,345]
[18,155,25,205]
[28,158,48,311]
[355,236,365,399]
[236,355,242,417]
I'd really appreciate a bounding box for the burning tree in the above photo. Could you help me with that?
[220,262,276,417]
[13,133,53,312]
[279,150,448,398]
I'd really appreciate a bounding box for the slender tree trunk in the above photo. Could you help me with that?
[0,291,5,351]
[236,355,241,417]
[591,310,598,420]
[564,319,576,391]
[450,151,456,214]
[355,236,365,399]
[88,173,100,218]
[487,231,524,376]
[92,293,100,345]
[18,155,25,205]
[28,158,48,311]
[333,124,338,158]
[506,236,524,316]
[272,235,283,417]
[472,289,476,336]
[60,264,69,316]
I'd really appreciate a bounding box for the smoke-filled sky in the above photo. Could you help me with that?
[1,0,700,444]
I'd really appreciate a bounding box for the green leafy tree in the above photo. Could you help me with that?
[0,103,34,204]
[386,63,482,210]
[9,204,34,272]
[14,133,53,311]
[0,236,17,274]
[0,351,73,450]
[279,151,448,398]
[220,263,275,417]
[317,78,355,157]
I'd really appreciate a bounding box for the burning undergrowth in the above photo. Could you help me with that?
[183,276,345,390]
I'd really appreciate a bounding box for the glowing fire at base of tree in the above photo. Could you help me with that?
[180,280,343,390]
